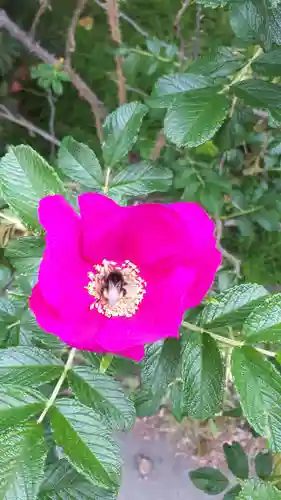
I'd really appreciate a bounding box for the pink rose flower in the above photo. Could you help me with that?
[30,194,221,361]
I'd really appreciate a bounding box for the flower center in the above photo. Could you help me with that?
[86,259,146,318]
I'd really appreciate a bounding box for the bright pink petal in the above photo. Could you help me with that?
[79,194,188,269]
[38,195,90,319]
[168,202,221,307]
[30,285,144,360]
[184,248,221,308]
[169,202,217,260]
[117,203,186,267]
[78,193,125,264]
[30,284,62,333]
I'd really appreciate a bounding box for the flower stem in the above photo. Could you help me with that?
[182,321,276,358]
[128,47,180,66]
[37,347,76,424]
[103,167,111,194]
[220,206,262,220]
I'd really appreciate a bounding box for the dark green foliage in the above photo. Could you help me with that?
[2,1,281,499]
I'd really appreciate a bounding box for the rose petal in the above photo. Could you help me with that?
[78,193,125,264]
[38,195,90,319]
[30,285,144,360]
[169,202,217,260]
[79,194,187,269]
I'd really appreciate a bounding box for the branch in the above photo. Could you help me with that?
[173,0,190,61]
[194,3,201,59]
[182,321,277,358]
[106,0,127,104]
[0,104,61,146]
[63,0,104,140]
[94,0,149,38]
[215,217,241,277]
[65,0,88,66]
[30,0,51,39]
[95,0,187,58]
[150,129,166,161]
[46,89,56,158]
[0,9,106,136]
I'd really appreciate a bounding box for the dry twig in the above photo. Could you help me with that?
[215,217,241,277]
[0,104,61,146]
[46,89,56,158]
[106,0,127,104]
[65,0,88,66]
[194,3,201,59]
[0,9,106,138]
[173,0,190,61]
[150,129,166,161]
[95,0,149,38]
[30,0,51,39]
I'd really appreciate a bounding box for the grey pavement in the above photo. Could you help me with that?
[117,431,224,500]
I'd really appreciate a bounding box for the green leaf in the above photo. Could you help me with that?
[141,338,181,397]
[164,89,229,148]
[233,80,281,122]
[171,380,185,421]
[200,284,268,328]
[223,442,249,479]
[57,137,103,190]
[0,347,63,386]
[0,423,47,500]
[224,485,242,500]
[271,7,281,46]
[229,0,271,50]
[253,209,280,231]
[255,451,273,479]
[108,162,173,200]
[102,102,148,168]
[189,467,229,495]
[39,459,115,500]
[243,294,281,343]
[232,347,281,451]
[252,48,281,76]
[6,236,44,285]
[19,309,64,349]
[0,385,45,430]
[237,480,281,499]
[133,387,162,417]
[68,366,136,430]
[186,47,245,78]
[52,78,63,96]
[51,399,121,490]
[181,332,224,419]
[149,73,213,108]
[0,145,65,229]
[215,110,248,151]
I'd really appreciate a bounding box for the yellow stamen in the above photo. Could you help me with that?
[86,259,146,318]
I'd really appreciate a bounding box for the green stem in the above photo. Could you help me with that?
[220,206,262,220]
[37,347,76,424]
[129,47,180,66]
[103,167,111,194]
[7,320,20,330]
[231,46,263,86]
[223,46,263,93]
[182,321,276,358]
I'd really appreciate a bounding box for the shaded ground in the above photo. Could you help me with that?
[118,431,215,500]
